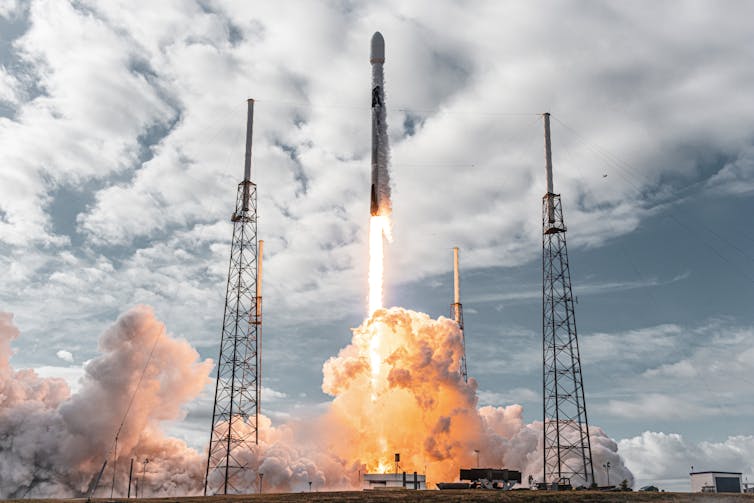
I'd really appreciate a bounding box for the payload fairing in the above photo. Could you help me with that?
[370,32,391,216]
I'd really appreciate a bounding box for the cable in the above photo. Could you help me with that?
[551,115,754,282]
[253,97,541,117]
[551,115,754,263]
[549,115,752,421]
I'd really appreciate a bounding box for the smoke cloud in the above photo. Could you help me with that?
[0,306,632,497]
[0,307,212,498]
[321,307,633,487]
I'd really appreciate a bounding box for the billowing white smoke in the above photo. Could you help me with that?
[0,307,211,498]
[0,308,357,497]
[205,415,358,493]
[0,306,633,496]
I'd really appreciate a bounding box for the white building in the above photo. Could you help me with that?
[690,471,742,493]
[363,472,426,490]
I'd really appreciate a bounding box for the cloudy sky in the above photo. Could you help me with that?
[1,0,753,492]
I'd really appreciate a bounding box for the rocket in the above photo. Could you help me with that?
[370,31,391,216]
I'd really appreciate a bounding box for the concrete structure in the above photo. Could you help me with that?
[690,471,742,493]
[363,472,426,490]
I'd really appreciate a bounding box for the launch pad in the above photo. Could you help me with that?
[362,472,426,490]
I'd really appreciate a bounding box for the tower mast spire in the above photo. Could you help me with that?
[451,247,468,382]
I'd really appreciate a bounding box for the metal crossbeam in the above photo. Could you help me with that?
[542,192,595,487]
[205,181,260,495]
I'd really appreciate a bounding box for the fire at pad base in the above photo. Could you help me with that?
[363,472,426,490]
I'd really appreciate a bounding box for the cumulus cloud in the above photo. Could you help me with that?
[261,386,288,401]
[0,0,20,19]
[0,0,176,247]
[0,308,212,498]
[0,67,20,105]
[706,146,754,195]
[1,1,753,347]
[1,3,753,495]
[583,321,754,421]
[620,431,754,491]
[600,394,721,421]
[55,349,73,363]
[478,388,539,407]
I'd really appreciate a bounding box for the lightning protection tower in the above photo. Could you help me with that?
[205,99,263,495]
[450,247,468,382]
[541,113,595,487]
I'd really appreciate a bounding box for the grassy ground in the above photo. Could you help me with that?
[7,490,754,503]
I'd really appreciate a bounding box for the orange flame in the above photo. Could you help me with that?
[322,308,485,486]
[367,215,391,457]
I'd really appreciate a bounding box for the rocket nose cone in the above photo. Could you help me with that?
[370,31,385,63]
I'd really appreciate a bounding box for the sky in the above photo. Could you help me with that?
[1,0,754,492]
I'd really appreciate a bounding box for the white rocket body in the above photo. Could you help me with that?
[370,32,391,216]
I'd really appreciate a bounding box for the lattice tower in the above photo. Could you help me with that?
[205,99,261,495]
[541,112,595,487]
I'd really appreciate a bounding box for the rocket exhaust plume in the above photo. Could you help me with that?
[368,216,391,315]
[322,308,634,486]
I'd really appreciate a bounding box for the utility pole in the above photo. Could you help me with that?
[141,459,148,498]
[127,458,134,498]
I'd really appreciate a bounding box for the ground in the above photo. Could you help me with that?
[7,491,754,503]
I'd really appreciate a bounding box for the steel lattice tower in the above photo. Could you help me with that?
[450,247,468,382]
[541,113,595,487]
[205,99,262,495]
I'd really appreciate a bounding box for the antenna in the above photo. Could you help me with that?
[242,99,254,211]
[543,113,555,223]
